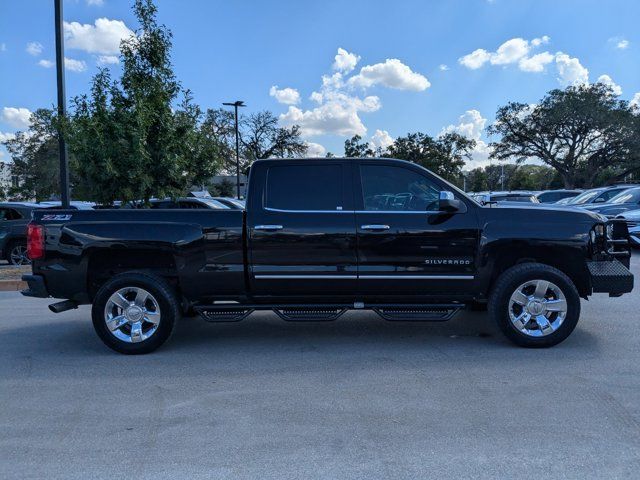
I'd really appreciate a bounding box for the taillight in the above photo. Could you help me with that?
[27,224,45,260]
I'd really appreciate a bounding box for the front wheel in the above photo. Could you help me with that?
[92,272,180,354]
[488,263,580,348]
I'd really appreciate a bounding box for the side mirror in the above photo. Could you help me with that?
[593,197,605,203]
[438,191,464,212]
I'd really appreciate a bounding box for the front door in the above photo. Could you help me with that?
[248,160,358,297]
[355,162,480,298]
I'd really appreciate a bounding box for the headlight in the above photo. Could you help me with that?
[594,224,605,236]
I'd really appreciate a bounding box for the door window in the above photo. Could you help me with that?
[360,165,441,211]
[0,208,21,220]
[265,164,343,211]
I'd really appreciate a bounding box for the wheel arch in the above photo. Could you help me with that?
[485,243,591,298]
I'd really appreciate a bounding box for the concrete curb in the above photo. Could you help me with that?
[0,280,26,292]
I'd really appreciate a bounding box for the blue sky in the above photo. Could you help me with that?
[1,0,639,167]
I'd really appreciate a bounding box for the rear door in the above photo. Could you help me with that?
[247,160,357,296]
[354,161,480,297]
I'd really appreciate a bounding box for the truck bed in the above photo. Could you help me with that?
[30,209,246,303]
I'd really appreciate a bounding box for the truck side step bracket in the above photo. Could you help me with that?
[274,307,346,322]
[374,304,462,322]
[195,307,254,323]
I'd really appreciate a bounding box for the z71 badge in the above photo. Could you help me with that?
[41,214,73,221]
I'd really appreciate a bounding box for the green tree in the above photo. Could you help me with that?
[4,109,70,201]
[387,132,475,184]
[489,83,640,188]
[344,135,375,157]
[69,0,221,204]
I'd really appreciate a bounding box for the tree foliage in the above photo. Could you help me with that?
[344,135,375,157]
[3,109,70,201]
[239,111,307,171]
[489,83,640,188]
[387,132,475,184]
[68,0,225,204]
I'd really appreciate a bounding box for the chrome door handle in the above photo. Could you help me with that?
[254,225,283,231]
[361,224,390,230]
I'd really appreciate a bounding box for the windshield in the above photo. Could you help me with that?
[568,189,604,205]
[609,188,640,204]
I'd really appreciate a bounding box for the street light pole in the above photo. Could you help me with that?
[223,101,246,199]
[54,0,70,208]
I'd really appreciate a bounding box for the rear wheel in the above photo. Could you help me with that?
[7,241,30,266]
[489,263,580,347]
[92,272,179,354]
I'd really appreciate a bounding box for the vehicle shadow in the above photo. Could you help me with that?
[0,307,601,374]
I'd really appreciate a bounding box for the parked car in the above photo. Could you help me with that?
[471,191,540,204]
[581,187,640,217]
[149,197,230,209]
[23,158,633,353]
[0,202,39,265]
[211,197,245,209]
[535,190,581,204]
[37,201,97,210]
[616,210,640,247]
[565,185,638,207]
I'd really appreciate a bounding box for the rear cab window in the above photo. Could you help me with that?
[265,164,344,211]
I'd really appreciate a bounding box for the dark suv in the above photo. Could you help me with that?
[0,202,38,265]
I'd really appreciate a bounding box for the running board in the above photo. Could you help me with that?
[274,307,346,322]
[193,302,462,323]
[194,306,254,322]
[373,304,461,322]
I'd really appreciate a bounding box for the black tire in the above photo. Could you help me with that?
[6,240,30,266]
[92,272,179,354]
[488,263,580,348]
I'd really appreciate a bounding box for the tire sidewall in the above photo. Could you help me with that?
[490,264,580,348]
[92,273,178,354]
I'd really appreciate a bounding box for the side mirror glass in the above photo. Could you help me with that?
[438,191,464,212]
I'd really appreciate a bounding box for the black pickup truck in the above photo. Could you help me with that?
[22,158,634,354]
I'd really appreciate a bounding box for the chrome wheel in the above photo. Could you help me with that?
[508,279,567,337]
[9,244,30,266]
[104,287,161,343]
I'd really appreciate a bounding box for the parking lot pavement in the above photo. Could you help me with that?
[1,259,640,480]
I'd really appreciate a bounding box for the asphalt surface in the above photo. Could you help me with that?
[1,258,640,479]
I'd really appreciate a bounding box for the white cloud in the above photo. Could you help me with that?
[555,53,589,86]
[333,48,360,74]
[459,36,553,72]
[26,42,43,56]
[616,39,629,50]
[280,92,381,137]
[597,74,622,95]
[458,48,491,69]
[440,110,490,169]
[439,64,449,71]
[97,55,119,65]
[518,51,554,72]
[630,92,640,110]
[490,38,530,65]
[280,49,426,138]
[1,107,32,129]
[64,18,134,55]
[87,0,105,5]
[269,85,300,105]
[349,58,430,91]
[304,142,326,157]
[38,59,54,68]
[369,129,394,151]
[65,57,87,72]
[0,132,16,143]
